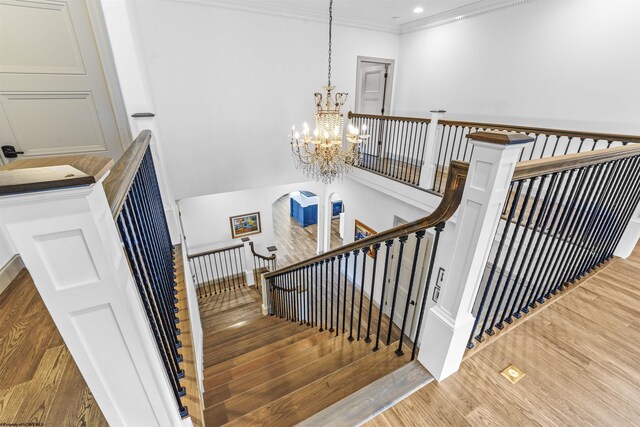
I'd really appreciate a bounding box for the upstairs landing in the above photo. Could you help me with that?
[367,243,640,426]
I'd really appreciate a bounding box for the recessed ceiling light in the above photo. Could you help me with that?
[413,6,424,14]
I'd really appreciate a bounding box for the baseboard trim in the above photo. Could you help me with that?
[0,255,24,296]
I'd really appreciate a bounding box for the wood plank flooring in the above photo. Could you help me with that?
[366,243,640,426]
[272,193,343,268]
[199,280,411,425]
[0,269,107,426]
[0,248,202,426]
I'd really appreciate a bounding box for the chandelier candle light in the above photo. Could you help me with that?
[290,0,369,183]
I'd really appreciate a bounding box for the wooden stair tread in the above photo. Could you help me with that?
[226,342,408,426]
[204,321,308,367]
[203,336,379,426]
[204,320,305,359]
[203,318,294,351]
[201,306,263,330]
[204,332,344,406]
[202,315,277,343]
[298,360,433,427]
[203,328,319,379]
[199,300,257,321]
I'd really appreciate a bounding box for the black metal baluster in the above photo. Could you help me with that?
[364,243,381,343]
[335,255,342,335]
[590,158,640,267]
[501,174,557,323]
[524,170,578,309]
[496,177,541,326]
[525,168,583,303]
[386,235,408,346]
[348,249,359,341]
[411,224,444,360]
[414,123,426,185]
[325,259,329,331]
[306,265,311,326]
[342,252,350,334]
[357,247,369,340]
[470,182,524,343]
[396,230,425,356]
[319,260,325,332]
[571,160,632,281]
[330,257,335,332]
[433,124,448,192]
[373,240,394,351]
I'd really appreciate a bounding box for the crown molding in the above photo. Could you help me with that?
[400,0,537,34]
[161,0,536,35]
[162,0,401,34]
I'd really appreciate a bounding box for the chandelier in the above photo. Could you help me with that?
[290,0,369,184]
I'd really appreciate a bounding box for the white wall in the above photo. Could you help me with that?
[394,0,640,134]
[132,1,400,200]
[179,181,325,256]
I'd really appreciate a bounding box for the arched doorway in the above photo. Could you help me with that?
[272,191,319,267]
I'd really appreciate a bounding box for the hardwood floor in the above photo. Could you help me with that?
[0,269,107,426]
[0,249,202,426]
[199,279,411,425]
[366,242,640,426]
[272,193,342,268]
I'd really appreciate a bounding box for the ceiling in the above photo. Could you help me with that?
[208,0,528,33]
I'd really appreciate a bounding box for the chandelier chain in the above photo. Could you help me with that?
[328,0,333,87]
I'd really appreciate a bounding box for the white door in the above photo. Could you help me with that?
[0,0,127,164]
[356,61,390,116]
[384,217,433,339]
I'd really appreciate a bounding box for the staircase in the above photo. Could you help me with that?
[200,286,410,426]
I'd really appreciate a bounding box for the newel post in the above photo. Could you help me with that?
[0,161,191,426]
[418,131,533,381]
[419,109,446,190]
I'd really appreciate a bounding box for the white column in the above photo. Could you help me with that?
[418,131,532,381]
[0,181,191,427]
[243,239,256,286]
[322,192,334,253]
[614,201,640,259]
[419,110,446,190]
[261,274,270,315]
[316,188,326,255]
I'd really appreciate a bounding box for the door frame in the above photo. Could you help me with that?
[354,56,395,115]
[84,0,132,152]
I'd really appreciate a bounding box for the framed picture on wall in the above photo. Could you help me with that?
[354,220,376,258]
[229,212,261,239]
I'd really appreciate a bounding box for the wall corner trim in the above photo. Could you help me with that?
[0,255,24,297]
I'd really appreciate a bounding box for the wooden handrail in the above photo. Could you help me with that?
[348,111,431,124]
[249,241,276,261]
[513,143,640,181]
[189,243,243,259]
[103,130,151,218]
[438,119,640,143]
[265,160,469,278]
[0,155,112,195]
